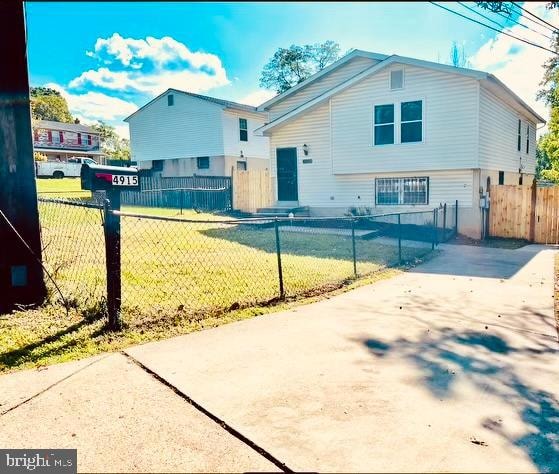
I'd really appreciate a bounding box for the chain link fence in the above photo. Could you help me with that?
[37,198,457,325]
[38,197,106,312]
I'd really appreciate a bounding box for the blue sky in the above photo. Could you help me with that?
[25,2,554,137]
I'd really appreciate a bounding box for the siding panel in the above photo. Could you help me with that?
[479,86,537,174]
[268,57,378,121]
[128,92,225,162]
[331,65,480,174]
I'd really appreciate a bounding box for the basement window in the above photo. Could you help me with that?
[376,177,429,205]
[197,156,210,169]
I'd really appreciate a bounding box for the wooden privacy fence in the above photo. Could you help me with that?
[120,175,232,211]
[489,182,559,243]
[232,169,273,213]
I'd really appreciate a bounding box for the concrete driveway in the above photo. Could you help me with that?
[1,244,557,472]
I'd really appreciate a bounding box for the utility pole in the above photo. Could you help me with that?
[0,0,46,312]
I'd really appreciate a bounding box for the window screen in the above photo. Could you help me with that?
[390,69,404,90]
[374,104,394,145]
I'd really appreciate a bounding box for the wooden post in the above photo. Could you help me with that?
[529,177,537,242]
[0,1,46,312]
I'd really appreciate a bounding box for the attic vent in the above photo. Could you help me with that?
[390,69,404,90]
[167,94,174,106]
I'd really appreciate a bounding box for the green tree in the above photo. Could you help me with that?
[260,41,341,93]
[30,87,73,123]
[91,121,130,161]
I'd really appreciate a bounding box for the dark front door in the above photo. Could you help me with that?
[276,148,298,201]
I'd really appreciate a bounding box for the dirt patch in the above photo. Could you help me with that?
[447,234,529,249]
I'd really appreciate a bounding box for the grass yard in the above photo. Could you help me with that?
[0,181,432,372]
[36,177,91,199]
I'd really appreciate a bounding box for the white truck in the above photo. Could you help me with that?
[36,157,98,179]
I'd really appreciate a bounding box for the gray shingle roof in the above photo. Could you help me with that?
[33,120,98,133]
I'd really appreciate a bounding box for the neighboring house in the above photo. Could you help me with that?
[33,120,103,162]
[124,89,270,177]
[255,49,545,238]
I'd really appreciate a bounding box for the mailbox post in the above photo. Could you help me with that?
[81,164,139,329]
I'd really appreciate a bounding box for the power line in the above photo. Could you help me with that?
[511,1,559,34]
[430,2,558,55]
[458,2,508,30]
[481,4,556,41]
[506,2,558,35]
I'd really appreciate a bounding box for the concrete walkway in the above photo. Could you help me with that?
[1,244,557,472]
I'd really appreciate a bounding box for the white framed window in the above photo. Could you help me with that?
[526,123,530,154]
[375,177,429,205]
[373,104,395,145]
[390,69,404,90]
[373,99,423,146]
[239,118,248,142]
[400,100,423,143]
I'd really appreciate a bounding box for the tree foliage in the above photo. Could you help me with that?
[260,41,341,93]
[91,121,130,161]
[30,87,73,123]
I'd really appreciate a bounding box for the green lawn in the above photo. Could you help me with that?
[36,177,91,198]
[0,183,432,372]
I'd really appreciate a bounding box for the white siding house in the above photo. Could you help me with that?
[125,89,270,177]
[256,50,545,238]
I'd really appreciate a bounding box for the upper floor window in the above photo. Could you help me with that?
[401,100,423,143]
[517,119,521,151]
[87,134,92,146]
[197,156,210,169]
[47,130,52,143]
[374,104,394,145]
[239,118,248,142]
[390,69,404,90]
[59,131,64,143]
[167,94,174,106]
[77,133,82,145]
[526,124,530,154]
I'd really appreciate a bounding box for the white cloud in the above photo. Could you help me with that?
[238,89,276,106]
[469,2,558,133]
[46,82,137,136]
[71,33,229,96]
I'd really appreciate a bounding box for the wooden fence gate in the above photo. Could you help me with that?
[232,169,273,213]
[489,182,559,243]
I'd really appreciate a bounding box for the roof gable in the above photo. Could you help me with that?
[256,54,545,135]
[124,88,259,122]
[257,50,389,110]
